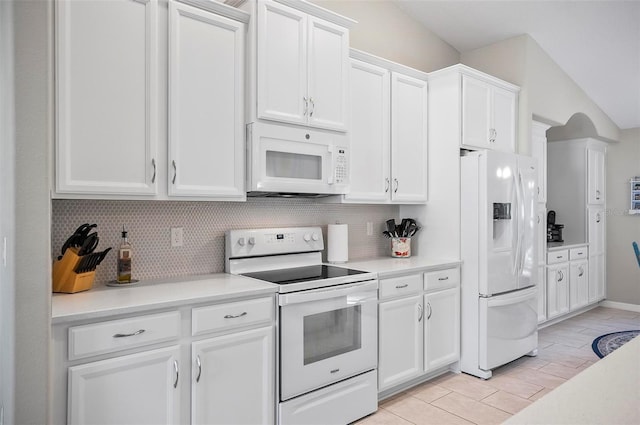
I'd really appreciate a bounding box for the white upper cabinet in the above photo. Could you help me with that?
[256,0,351,132]
[56,0,158,196]
[531,121,550,203]
[344,59,390,203]
[168,1,245,199]
[345,51,428,204]
[391,72,428,202]
[587,148,605,204]
[460,72,518,153]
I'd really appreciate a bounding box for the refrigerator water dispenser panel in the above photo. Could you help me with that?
[493,203,512,220]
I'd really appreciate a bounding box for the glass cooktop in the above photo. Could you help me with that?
[242,264,367,285]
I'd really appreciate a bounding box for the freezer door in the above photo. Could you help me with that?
[481,151,519,295]
[517,155,538,289]
[479,287,538,370]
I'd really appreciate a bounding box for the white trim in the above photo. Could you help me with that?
[599,300,640,313]
[176,0,250,23]
[274,0,357,28]
[427,63,520,92]
[349,48,429,82]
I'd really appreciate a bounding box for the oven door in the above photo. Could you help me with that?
[279,280,378,401]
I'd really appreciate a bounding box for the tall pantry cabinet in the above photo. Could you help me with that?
[547,138,607,305]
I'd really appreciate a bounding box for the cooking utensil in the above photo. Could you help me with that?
[60,223,97,256]
[73,247,112,273]
[78,232,99,256]
[386,219,397,237]
[383,231,393,238]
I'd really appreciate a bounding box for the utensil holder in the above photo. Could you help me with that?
[52,247,95,293]
[391,237,411,258]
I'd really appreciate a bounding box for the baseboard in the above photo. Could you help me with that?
[599,300,640,313]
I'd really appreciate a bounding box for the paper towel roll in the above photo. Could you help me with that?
[327,224,348,263]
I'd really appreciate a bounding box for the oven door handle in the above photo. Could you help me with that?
[278,281,378,306]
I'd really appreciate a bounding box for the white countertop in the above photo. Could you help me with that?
[547,242,589,251]
[52,273,278,324]
[505,335,640,424]
[336,257,461,278]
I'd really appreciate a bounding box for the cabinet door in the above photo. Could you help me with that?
[537,264,546,323]
[547,265,569,319]
[257,1,307,126]
[531,121,549,202]
[490,86,517,153]
[424,287,459,372]
[461,75,491,150]
[192,327,274,425]
[56,0,158,195]
[168,2,245,199]
[307,16,349,131]
[570,260,589,310]
[68,346,180,425]
[378,295,423,391]
[588,205,606,304]
[390,72,428,203]
[344,59,390,203]
[587,149,605,204]
[537,205,547,267]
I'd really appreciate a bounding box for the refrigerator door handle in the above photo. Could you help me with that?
[512,171,522,275]
[486,286,537,308]
[517,171,526,275]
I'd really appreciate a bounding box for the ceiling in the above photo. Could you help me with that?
[393,0,640,130]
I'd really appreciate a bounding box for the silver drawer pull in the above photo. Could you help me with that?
[196,355,202,383]
[330,368,339,374]
[577,252,583,255]
[557,255,563,259]
[438,276,449,281]
[224,312,247,319]
[173,360,179,389]
[395,284,408,289]
[113,329,145,338]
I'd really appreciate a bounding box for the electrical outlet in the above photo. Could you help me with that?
[171,227,183,247]
[366,222,373,236]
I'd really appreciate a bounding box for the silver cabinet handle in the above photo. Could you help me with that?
[195,355,202,383]
[303,97,308,116]
[427,302,432,320]
[596,189,601,200]
[537,215,541,224]
[395,284,408,289]
[224,312,247,319]
[418,304,423,322]
[172,160,177,184]
[330,368,339,374]
[438,276,449,281]
[309,97,315,117]
[596,213,601,223]
[113,329,145,338]
[558,270,564,282]
[537,186,540,195]
[173,360,179,389]
[151,158,156,183]
[393,178,399,193]
[578,266,584,277]
[385,177,390,193]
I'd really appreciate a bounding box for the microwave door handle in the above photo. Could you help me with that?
[327,145,335,185]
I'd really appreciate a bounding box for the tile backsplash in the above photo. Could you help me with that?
[52,199,399,284]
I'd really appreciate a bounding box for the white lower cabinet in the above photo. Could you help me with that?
[547,264,569,319]
[192,327,274,425]
[55,296,275,425]
[569,259,589,311]
[68,346,181,425]
[378,268,460,394]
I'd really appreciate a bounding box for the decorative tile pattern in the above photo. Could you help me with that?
[52,199,399,284]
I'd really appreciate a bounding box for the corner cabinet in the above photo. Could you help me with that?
[55,0,158,196]
[55,0,250,201]
[378,267,459,394]
[344,51,428,204]
[255,0,353,132]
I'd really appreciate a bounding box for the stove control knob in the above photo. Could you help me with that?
[312,233,319,241]
[303,234,311,242]
[238,237,246,246]
[248,237,256,245]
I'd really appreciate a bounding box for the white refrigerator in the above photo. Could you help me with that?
[460,150,539,379]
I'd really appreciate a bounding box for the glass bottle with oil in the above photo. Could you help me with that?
[117,226,133,283]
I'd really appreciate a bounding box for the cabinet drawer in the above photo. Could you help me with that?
[192,297,273,337]
[424,268,459,292]
[570,247,588,260]
[547,250,569,264]
[379,274,422,300]
[68,311,181,361]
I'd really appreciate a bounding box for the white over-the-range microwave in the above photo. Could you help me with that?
[246,122,349,197]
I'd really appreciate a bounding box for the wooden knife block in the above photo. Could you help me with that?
[52,248,95,293]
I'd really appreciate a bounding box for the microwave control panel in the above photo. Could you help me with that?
[335,148,347,184]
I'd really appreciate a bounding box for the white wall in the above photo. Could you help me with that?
[606,128,640,304]
[13,0,52,422]
[311,0,460,72]
[0,1,16,423]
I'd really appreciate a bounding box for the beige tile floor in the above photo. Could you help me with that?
[358,306,640,425]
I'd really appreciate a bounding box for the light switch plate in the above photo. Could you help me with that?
[171,227,183,247]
